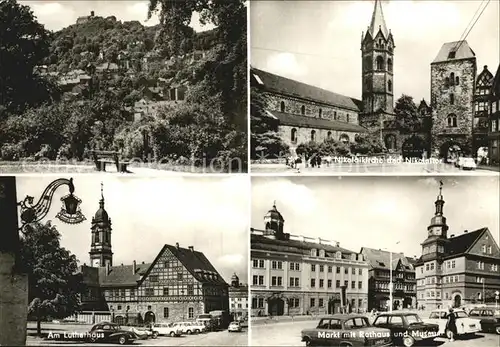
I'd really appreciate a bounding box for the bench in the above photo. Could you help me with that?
[88,150,130,173]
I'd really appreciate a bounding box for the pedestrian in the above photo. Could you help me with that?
[445,308,457,342]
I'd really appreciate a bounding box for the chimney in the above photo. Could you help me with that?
[176,242,180,249]
[90,10,95,17]
[188,246,194,252]
[133,260,136,274]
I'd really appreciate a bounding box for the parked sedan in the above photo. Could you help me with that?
[228,321,242,332]
[372,312,439,347]
[301,315,392,346]
[422,309,481,337]
[151,322,182,337]
[469,307,500,334]
[456,157,477,170]
[87,322,137,345]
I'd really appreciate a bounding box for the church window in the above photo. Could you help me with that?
[450,93,454,105]
[346,114,350,123]
[450,73,455,86]
[327,131,332,140]
[445,77,450,88]
[388,80,392,92]
[447,113,457,127]
[95,232,100,243]
[280,101,286,112]
[456,76,460,85]
[376,56,384,70]
[291,128,297,143]
[301,105,306,115]
[334,111,337,120]
[318,108,322,118]
[387,58,393,72]
[310,130,316,141]
[339,133,349,143]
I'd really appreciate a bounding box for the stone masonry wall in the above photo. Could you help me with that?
[110,300,205,323]
[264,93,359,125]
[0,253,29,346]
[430,59,476,153]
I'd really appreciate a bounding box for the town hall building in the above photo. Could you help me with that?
[415,183,500,309]
[79,185,229,324]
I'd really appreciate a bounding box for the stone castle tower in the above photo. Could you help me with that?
[89,183,113,267]
[359,0,395,136]
[430,40,477,159]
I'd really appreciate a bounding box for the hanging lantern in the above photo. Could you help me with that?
[56,193,86,224]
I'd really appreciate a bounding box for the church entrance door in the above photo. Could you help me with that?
[144,311,156,325]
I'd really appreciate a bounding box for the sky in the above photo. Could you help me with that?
[250,0,500,103]
[251,176,500,258]
[16,175,249,284]
[20,1,215,32]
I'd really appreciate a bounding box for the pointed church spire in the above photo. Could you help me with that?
[99,181,105,208]
[369,0,389,39]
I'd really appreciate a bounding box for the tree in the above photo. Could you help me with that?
[19,222,83,336]
[394,95,421,133]
[350,133,385,155]
[320,138,350,157]
[0,0,58,115]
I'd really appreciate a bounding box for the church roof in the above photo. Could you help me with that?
[251,67,361,112]
[360,247,414,271]
[432,41,476,64]
[251,233,356,259]
[368,0,389,39]
[266,110,367,133]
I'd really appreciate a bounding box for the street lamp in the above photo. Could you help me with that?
[18,178,86,230]
[385,241,400,313]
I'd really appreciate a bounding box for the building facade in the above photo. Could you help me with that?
[228,274,248,320]
[250,68,367,155]
[80,187,229,324]
[488,64,500,165]
[250,204,369,317]
[360,248,417,311]
[473,65,494,160]
[415,184,500,309]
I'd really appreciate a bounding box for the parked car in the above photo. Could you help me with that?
[196,316,218,332]
[456,157,477,170]
[468,307,500,334]
[125,327,151,340]
[87,321,137,345]
[172,322,205,334]
[228,321,242,332]
[151,323,182,337]
[301,315,392,346]
[372,312,439,347]
[422,309,481,337]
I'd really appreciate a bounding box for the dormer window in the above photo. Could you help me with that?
[335,251,342,259]
[319,249,325,257]
[311,249,317,257]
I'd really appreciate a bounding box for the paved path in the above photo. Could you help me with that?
[250,319,499,346]
[251,162,499,175]
[26,323,247,346]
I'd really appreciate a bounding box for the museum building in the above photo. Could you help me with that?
[415,184,500,309]
[250,203,369,317]
[78,187,229,324]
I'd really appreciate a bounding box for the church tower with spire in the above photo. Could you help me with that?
[360,0,395,134]
[89,183,113,267]
[420,181,450,263]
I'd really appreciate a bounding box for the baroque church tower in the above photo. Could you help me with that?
[360,0,395,134]
[420,182,450,263]
[89,183,113,267]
